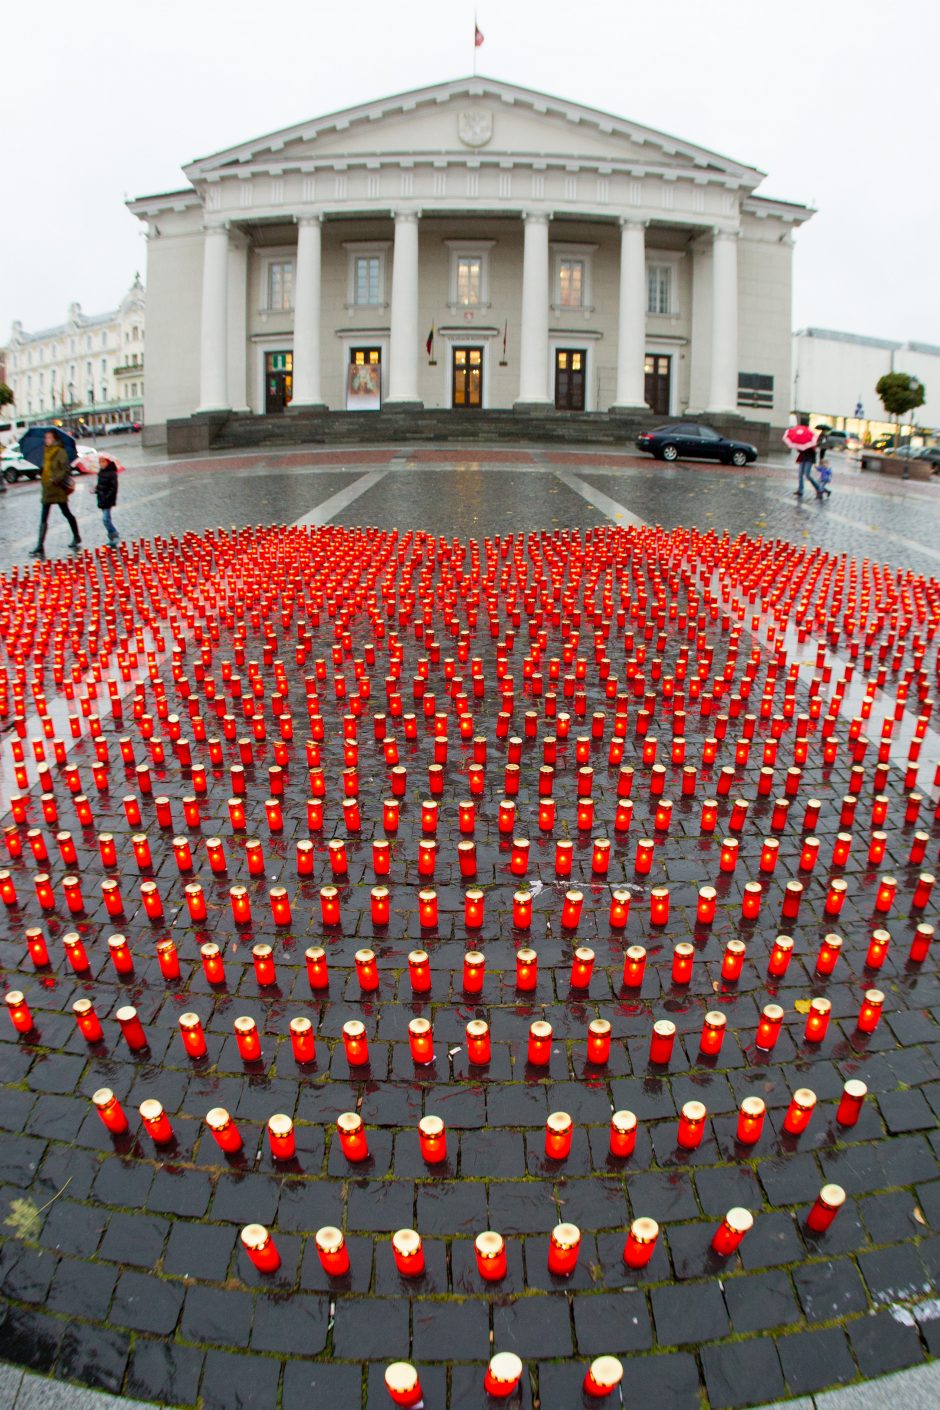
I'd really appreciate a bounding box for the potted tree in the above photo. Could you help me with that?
[875,373,928,478]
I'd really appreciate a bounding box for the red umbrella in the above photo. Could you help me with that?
[782,426,819,450]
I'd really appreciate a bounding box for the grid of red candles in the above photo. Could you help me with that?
[0,521,937,1399]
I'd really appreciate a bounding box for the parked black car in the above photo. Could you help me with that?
[635,423,758,466]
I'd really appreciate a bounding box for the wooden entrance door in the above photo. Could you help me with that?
[554,349,585,410]
[452,347,483,409]
[265,351,293,413]
[644,354,671,415]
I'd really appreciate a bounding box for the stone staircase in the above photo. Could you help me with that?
[169,408,773,456]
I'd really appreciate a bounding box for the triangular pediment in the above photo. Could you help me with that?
[184,77,763,187]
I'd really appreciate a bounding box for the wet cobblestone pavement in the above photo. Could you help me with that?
[0,445,938,1409]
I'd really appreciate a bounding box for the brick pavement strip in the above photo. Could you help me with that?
[0,484,938,1408]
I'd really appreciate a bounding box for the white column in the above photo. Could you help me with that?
[612,218,648,411]
[197,224,230,413]
[291,215,324,408]
[707,228,739,413]
[227,236,249,413]
[387,211,422,407]
[515,212,551,407]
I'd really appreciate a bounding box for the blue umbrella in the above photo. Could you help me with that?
[18,426,79,470]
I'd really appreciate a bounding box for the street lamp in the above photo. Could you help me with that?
[88,387,97,444]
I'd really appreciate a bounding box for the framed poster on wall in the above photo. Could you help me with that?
[346,361,381,411]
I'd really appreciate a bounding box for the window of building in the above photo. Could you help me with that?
[551,244,595,312]
[131,383,137,397]
[737,372,774,409]
[86,335,92,351]
[354,256,382,305]
[647,264,673,315]
[344,243,390,308]
[267,261,295,312]
[101,332,108,348]
[101,358,107,377]
[132,325,139,341]
[445,241,494,309]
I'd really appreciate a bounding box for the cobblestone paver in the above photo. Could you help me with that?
[0,447,937,1409]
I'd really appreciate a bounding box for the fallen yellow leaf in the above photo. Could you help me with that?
[913,1206,927,1227]
[794,998,812,1014]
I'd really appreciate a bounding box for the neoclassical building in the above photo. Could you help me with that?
[130,78,810,443]
[4,277,146,430]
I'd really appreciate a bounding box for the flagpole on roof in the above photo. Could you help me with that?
[473,14,478,75]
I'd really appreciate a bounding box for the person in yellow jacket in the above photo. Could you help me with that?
[29,430,81,558]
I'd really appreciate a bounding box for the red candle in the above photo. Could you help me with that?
[179,1011,207,1059]
[622,945,646,989]
[116,1005,148,1051]
[910,924,934,962]
[722,939,747,981]
[781,881,803,920]
[857,987,884,1033]
[106,932,133,976]
[783,1087,817,1134]
[609,1109,637,1158]
[418,888,438,928]
[545,1111,573,1160]
[73,997,103,1043]
[140,1099,174,1145]
[320,885,341,926]
[154,937,179,981]
[528,1020,553,1066]
[463,950,485,996]
[677,1100,707,1150]
[555,839,573,876]
[592,838,611,873]
[315,1226,350,1276]
[355,948,379,993]
[484,1353,524,1399]
[804,997,831,1043]
[672,943,694,985]
[290,1016,316,1064]
[513,890,533,929]
[649,886,670,925]
[5,990,33,1034]
[836,1079,868,1126]
[760,838,780,873]
[63,931,91,974]
[912,872,935,909]
[700,798,719,833]
[409,1017,434,1065]
[466,1019,491,1065]
[475,1230,507,1281]
[815,933,842,975]
[515,947,538,991]
[583,1357,624,1400]
[205,836,226,873]
[832,831,852,867]
[269,887,292,926]
[824,879,847,917]
[699,1011,727,1056]
[719,838,738,873]
[198,942,224,985]
[711,1207,754,1256]
[635,838,654,874]
[623,1217,659,1268]
[561,889,583,928]
[253,944,276,987]
[93,1087,128,1134]
[806,1183,846,1233]
[267,1113,295,1160]
[234,1015,262,1061]
[587,1018,611,1064]
[609,889,631,928]
[736,1096,766,1145]
[755,1003,784,1051]
[337,1111,369,1162]
[418,1114,447,1164]
[697,886,717,924]
[767,935,793,978]
[874,875,897,914]
[547,1221,581,1275]
[206,1106,243,1153]
[570,946,595,989]
[649,1019,676,1065]
[343,1020,370,1066]
[241,1223,281,1274]
[391,1229,426,1280]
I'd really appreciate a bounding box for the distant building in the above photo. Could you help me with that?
[4,277,146,431]
[129,76,811,444]
[793,328,939,439]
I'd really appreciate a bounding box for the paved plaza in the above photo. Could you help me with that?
[0,444,938,1410]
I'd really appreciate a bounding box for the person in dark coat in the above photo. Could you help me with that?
[30,430,81,557]
[794,444,823,500]
[95,453,120,546]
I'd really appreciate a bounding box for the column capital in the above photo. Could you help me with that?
[711,225,740,242]
[521,209,551,225]
[619,217,648,232]
[390,208,422,224]
[203,220,231,236]
[295,212,322,228]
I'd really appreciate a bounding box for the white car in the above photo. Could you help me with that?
[1,446,40,484]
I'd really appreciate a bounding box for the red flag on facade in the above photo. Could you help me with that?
[426,323,434,357]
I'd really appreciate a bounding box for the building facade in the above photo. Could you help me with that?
[793,328,939,440]
[4,277,146,430]
[129,78,811,441]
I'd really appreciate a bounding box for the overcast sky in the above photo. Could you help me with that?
[3,0,937,345]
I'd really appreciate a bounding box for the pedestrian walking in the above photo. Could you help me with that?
[29,430,81,558]
[793,444,823,500]
[95,452,121,545]
[816,450,833,499]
